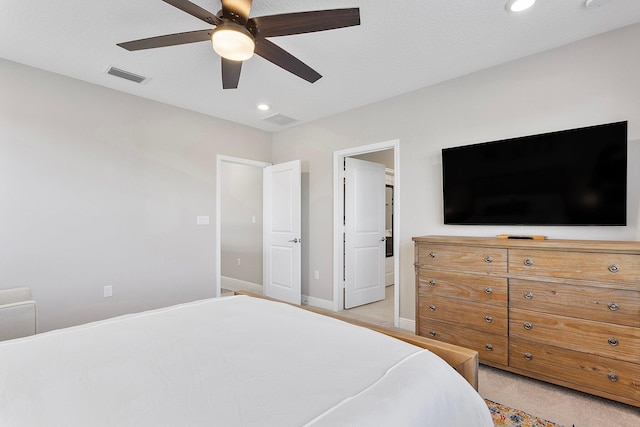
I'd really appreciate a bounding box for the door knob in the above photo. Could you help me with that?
[380,237,386,242]
[288,238,301,243]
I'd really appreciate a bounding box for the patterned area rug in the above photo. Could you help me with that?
[485,399,564,427]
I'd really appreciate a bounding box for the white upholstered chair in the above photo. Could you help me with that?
[0,287,37,341]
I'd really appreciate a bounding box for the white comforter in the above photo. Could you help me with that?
[0,295,493,426]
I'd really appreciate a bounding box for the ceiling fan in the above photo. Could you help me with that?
[117,0,360,89]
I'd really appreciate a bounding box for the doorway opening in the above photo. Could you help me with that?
[215,155,270,297]
[215,156,302,305]
[332,140,400,327]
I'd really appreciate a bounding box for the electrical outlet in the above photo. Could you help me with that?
[237,258,241,266]
[104,285,113,298]
[314,270,320,280]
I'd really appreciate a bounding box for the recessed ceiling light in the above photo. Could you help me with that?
[257,103,270,111]
[505,0,536,12]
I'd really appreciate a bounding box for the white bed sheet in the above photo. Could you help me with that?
[0,295,493,426]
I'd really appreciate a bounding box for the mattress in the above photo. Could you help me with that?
[0,295,493,426]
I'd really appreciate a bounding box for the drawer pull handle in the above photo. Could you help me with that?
[485,344,493,351]
[429,305,436,312]
[485,315,493,323]
[429,252,436,259]
[608,372,619,382]
[485,287,493,294]
[429,330,436,337]
[485,256,493,263]
[429,279,436,286]
[608,264,619,273]
[608,302,620,311]
[524,258,534,266]
[524,291,534,300]
[524,353,533,361]
[523,322,533,330]
[608,337,619,347]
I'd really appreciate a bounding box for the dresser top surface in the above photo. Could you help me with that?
[413,235,640,254]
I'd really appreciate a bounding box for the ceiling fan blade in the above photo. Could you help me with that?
[117,29,212,51]
[162,0,221,26]
[250,8,360,38]
[221,58,242,89]
[254,38,321,83]
[221,0,252,24]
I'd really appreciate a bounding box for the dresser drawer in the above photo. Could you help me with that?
[417,270,507,307]
[416,243,507,274]
[510,309,640,363]
[509,249,640,287]
[510,338,640,404]
[418,295,507,334]
[510,279,640,327]
[418,318,508,366]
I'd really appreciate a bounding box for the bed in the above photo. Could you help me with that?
[0,295,493,426]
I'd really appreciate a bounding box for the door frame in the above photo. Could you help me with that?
[332,140,400,326]
[215,155,271,297]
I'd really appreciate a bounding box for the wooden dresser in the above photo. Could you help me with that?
[414,235,640,407]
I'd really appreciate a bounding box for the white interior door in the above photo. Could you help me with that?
[344,157,386,309]
[263,160,301,305]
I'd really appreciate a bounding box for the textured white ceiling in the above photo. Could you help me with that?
[2,0,640,132]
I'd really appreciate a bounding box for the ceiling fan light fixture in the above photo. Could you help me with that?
[505,0,536,12]
[211,25,255,61]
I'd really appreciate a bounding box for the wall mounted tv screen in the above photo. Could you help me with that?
[442,121,627,226]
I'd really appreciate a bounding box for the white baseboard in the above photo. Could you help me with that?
[220,276,262,294]
[222,278,334,311]
[302,295,334,311]
[397,317,415,332]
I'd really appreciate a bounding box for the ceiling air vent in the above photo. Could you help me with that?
[107,66,148,84]
[262,113,298,126]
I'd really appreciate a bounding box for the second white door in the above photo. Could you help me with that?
[263,160,301,305]
[344,157,386,309]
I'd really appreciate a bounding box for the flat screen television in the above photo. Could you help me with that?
[442,121,627,226]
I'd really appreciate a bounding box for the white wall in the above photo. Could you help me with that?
[0,58,272,332]
[272,23,640,321]
[353,150,394,169]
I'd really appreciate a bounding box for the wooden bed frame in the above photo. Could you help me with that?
[234,291,479,390]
